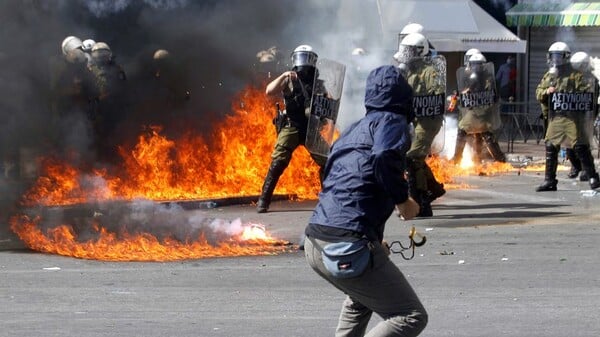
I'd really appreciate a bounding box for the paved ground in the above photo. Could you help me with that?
[1,139,600,337]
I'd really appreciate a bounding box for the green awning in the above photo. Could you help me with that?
[506,2,600,27]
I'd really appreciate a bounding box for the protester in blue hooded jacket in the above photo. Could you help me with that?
[304,65,427,337]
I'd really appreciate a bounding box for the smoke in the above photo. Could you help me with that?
[0,0,385,163]
[82,0,189,17]
[26,198,260,245]
[1,0,388,232]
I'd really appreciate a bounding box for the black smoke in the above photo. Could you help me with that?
[0,0,377,163]
[0,0,384,232]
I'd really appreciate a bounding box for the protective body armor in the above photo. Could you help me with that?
[282,78,311,134]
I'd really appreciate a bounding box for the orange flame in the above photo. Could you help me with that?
[427,155,515,189]
[12,85,527,261]
[9,215,291,262]
[13,85,322,261]
[22,86,322,206]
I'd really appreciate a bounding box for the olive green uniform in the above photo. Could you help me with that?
[453,68,505,163]
[536,70,589,147]
[535,65,600,191]
[405,60,446,217]
[257,76,326,212]
[271,125,327,167]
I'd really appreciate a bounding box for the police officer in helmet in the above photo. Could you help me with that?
[395,32,446,217]
[535,42,600,191]
[258,45,327,213]
[453,52,506,165]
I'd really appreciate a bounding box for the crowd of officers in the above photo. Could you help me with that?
[51,35,189,164]
[258,26,507,217]
[535,42,600,191]
[259,25,600,218]
[54,31,600,210]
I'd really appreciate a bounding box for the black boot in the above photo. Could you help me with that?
[482,132,507,163]
[452,129,467,164]
[565,148,581,179]
[573,144,600,190]
[409,186,433,217]
[536,144,559,192]
[424,163,445,201]
[257,160,287,213]
[417,199,433,218]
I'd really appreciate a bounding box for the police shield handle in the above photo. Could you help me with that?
[396,197,420,220]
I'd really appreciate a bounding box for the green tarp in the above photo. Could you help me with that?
[506,2,600,27]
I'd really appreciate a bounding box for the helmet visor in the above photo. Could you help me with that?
[548,52,565,66]
[469,62,484,73]
[395,45,420,64]
[291,51,317,68]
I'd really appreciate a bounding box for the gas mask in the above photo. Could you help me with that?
[547,52,568,75]
[294,66,316,84]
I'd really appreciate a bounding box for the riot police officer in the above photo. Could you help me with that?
[395,32,446,217]
[87,42,128,163]
[257,45,327,213]
[564,51,597,181]
[50,36,95,152]
[453,52,506,164]
[535,42,600,191]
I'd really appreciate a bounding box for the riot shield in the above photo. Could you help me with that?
[548,70,597,143]
[305,58,346,157]
[456,62,500,134]
[404,55,447,154]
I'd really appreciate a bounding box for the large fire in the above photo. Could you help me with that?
[20,86,321,206]
[10,86,318,261]
[9,85,524,261]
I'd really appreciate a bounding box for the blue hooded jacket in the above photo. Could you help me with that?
[308,65,413,242]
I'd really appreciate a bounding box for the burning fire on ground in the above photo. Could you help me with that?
[10,85,525,261]
[10,86,317,261]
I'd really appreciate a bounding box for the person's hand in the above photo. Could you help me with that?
[546,86,556,94]
[395,197,420,220]
[283,71,297,83]
[382,239,391,256]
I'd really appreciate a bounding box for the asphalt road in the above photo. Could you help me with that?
[1,168,600,337]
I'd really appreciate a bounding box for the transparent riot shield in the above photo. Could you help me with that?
[455,62,500,134]
[305,58,346,157]
[404,55,447,154]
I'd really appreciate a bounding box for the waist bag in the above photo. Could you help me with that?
[321,239,373,279]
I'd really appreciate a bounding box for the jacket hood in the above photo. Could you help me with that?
[364,65,413,115]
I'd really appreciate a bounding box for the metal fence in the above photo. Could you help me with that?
[497,100,545,153]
